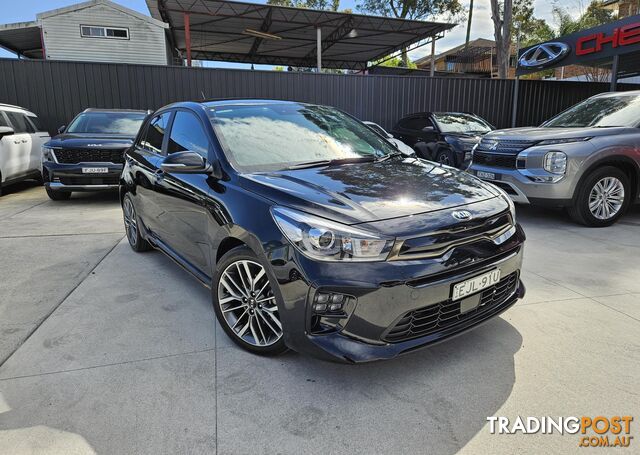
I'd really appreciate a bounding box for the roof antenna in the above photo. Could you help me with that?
[201,90,206,100]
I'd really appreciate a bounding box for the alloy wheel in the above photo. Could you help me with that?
[123,198,138,245]
[438,152,451,165]
[217,260,283,347]
[588,177,625,220]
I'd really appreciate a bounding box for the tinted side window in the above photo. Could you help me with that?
[6,112,34,133]
[0,111,8,128]
[167,111,209,158]
[141,112,171,154]
[403,117,432,131]
[27,115,45,132]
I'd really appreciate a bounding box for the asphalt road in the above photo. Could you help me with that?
[1,181,639,454]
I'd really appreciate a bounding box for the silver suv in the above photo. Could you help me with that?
[469,91,640,226]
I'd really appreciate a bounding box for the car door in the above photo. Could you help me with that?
[152,109,212,276]
[3,111,32,179]
[127,111,173,238]
[25,114,51,173]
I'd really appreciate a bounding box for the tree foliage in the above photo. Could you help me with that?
[266,0,341,11]
[357,0,463,21]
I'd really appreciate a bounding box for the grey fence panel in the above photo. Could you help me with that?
[0,58,636,135]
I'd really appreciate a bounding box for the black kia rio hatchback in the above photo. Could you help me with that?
[120,100,526,363]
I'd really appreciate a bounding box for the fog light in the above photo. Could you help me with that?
[314,292,347,314]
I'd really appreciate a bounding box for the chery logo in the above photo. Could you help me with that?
[576,21,640,55]
[518,42,570,69]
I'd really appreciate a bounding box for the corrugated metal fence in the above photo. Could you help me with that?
[0,58,636,135]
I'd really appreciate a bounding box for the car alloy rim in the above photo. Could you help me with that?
[217,260,282,347]
[123,198,138,245]
[588,177,625,220]
[438,153,451,165]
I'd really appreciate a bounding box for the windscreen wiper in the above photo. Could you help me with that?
[375,151,404,162]
[286,156,376,170]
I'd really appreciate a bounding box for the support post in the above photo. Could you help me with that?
[512,76,520,128]
[316,27,322,72]
[430,37,436,77]
[184,12,192,67]
[40,27,46,60]
[610,55,619,91]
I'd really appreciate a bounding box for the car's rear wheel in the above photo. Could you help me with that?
[569,166,631,227]
[213,246,287,356]
[123,193,151,252]
[45,186,71,201]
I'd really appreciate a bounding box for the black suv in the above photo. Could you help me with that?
[392,112,494,169]
[120,100,525,363]
[42,108,148,200]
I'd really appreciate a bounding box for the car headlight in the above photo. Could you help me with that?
[491,185,517,224]
[537,137,591,146]
[271,207,395,262]
[42,146,58,162]
[543,151,567,174]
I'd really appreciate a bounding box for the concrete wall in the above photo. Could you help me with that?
[40,2,167,66]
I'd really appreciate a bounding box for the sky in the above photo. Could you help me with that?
[0,0,569,67]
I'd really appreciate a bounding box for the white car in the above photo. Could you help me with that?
[363,121,415,156]
[0,104,50,196]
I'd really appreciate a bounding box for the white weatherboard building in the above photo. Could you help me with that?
[0,0,170,65]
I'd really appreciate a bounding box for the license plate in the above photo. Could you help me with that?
[82,167,108,174]
[452,269,501,300]
[476,170,497,180]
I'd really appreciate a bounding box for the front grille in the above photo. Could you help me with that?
[472,151,517,169]
[58,176,120,185]
[476,138,536,154]
[393,212,513,260]
[54,148,126,164]
[384,272,518,343]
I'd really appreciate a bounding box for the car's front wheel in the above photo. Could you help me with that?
[213,246,287,356]
[435,148,456,167]
[569,166,631,227]
[122,193,152,252]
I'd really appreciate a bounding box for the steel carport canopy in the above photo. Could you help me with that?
[146,0,454,69]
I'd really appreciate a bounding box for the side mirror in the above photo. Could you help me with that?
[0,126,14,138]
[161,151,213,174]
[57,125,66,134]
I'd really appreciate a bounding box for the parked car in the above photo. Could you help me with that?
[362,121,415,156]
[391,112,494,169]
[42,108,148,200]
[469,91,640,227]
[0,104,50,196]
[120,99,525,363]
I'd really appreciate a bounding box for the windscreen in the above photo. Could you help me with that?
[432,113,493,134]
[543,95,640,128]
[66,112,146,135]
[208,103,396,172]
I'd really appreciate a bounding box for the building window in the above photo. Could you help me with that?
[80,25,129,40]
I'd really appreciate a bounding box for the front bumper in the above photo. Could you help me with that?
[468,164,573,206]
[43,162,122,192]
[275,226,525,363]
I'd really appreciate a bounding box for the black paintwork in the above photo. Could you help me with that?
[120,100,525,363]
[391,112,493,169]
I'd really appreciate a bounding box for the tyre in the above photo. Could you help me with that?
[435,148,457,167]
[568,166,631,227]
[213,245,287,356]
[122,193,152,252]
[45,186,71,201]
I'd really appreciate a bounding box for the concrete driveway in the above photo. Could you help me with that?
[1,182,639,454]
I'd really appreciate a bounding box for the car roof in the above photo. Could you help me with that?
[592,90,640,98]
[0,103,36,116]
[82,108,149,114]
